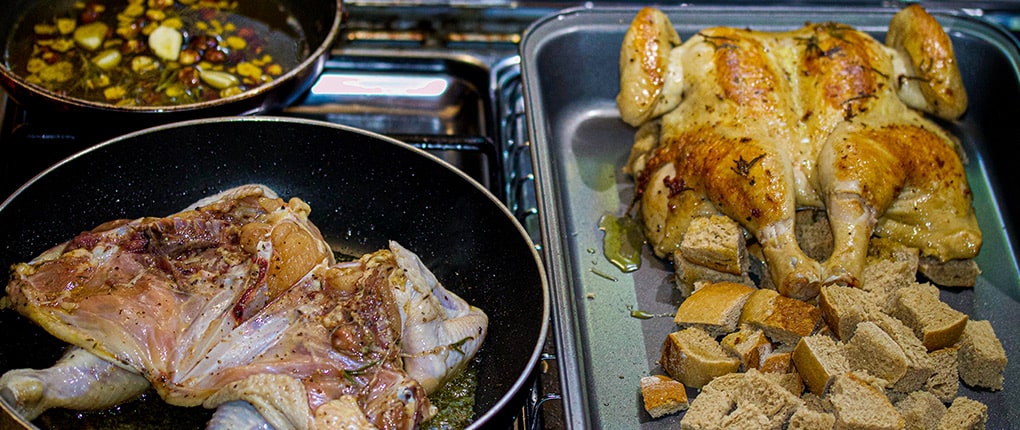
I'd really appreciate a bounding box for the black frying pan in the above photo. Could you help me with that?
[0,0,343,125]
[0,117,549,429]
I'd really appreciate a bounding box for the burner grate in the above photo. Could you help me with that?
[493,55,540,247]
[492,55,563,430]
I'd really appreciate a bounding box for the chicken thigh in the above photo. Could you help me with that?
[618,6,980,299]
[2,184,487,429]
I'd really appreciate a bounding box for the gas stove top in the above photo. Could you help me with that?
[4,3,1020,429]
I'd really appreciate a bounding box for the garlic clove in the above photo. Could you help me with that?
[91,49,122,71]
[199,69,240,90]
[73,22,109,51]
[148,25,182,62]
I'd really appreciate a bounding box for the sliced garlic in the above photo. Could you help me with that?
[199,69,239,90]
[103,86,127,101]
[92,49,122,71]
[33,24,57,36]
[131,56,158,74]
[73,22,109,51]
[148,25,182,62]
[56,18,76,35]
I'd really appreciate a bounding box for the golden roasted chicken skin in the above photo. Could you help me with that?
[618,6,980,299]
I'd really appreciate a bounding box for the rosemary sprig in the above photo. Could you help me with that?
[448,336,477,355]
[697,32,739,50]
[342,360,380,384]
[731,154,766,177]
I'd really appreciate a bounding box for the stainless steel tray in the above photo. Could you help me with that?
[521,5,1020,429]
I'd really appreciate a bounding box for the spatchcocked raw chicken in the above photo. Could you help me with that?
[618,5,981,299]
[1,184,488,429]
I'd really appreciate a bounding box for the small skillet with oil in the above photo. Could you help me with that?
[0,0,343,126]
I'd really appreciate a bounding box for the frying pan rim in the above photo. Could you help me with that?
[0,0,345,114]
[0,115,551,429]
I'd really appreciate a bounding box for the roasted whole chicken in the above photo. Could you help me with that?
[1,184,488,429]
[617,6,981,299]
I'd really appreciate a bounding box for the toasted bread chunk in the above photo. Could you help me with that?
[680,369,802,430]
[817,285,936,393]
[672,252,754,297]
[763,371,804,397]
[861,237,919,300]
[828,372,904,430]
[721,325,772,372]
[845,321,908,385]
[740,288,822,346]
[788,406,836,430]
[926,345,960,403]
[679,384,734,430]
[675,282,756,337]
[640,374,690,418]
[679,215,748,275]
[718,402,770,429]
[818,285,880,341]
[886,282,968,351]
[791,208,832,262]
[957,319,1007,391]
[740,288,778,326]
[800,391,833,414]
[870,312,936,394]
[660,327,741,389]
[918,255,981,288]
[795,209,834,262]
[673,215,754,296]
[895,391,947,430]
[937,396,988,430]
[731,369,803,421]
[792,334,849,396]
[760,350,794,374]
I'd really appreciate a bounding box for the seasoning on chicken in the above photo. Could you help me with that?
[2,184,488,429]
[617,6,980,300]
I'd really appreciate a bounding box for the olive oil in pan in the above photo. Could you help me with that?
[4,0,306,107]
[598,212,645,273]
[422,365,479,430]
[33,390,213,430]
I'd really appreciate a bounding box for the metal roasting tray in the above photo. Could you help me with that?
[521,5,1020,429]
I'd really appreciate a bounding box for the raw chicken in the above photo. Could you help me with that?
[0,347,149,420]
[1,184,488,429]
[617,6,980,299]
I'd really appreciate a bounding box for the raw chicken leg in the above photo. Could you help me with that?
[0,347,149,420]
